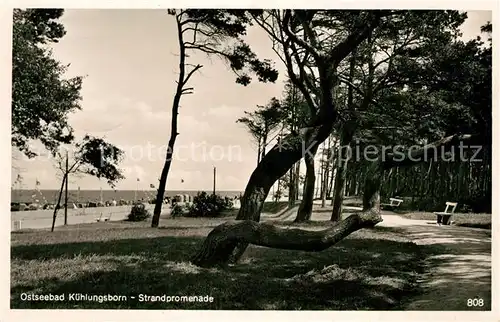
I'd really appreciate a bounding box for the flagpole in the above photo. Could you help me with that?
[213,166,216,196]
[134,179,138,202]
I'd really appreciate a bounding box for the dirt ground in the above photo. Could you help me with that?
[379,213,491,310]
[308,203,492,311]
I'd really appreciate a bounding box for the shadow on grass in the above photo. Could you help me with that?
[11,226,425,310]
[396,224,492,310]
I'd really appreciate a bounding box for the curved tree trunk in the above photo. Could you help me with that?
[194,12,386,264]
[229,124,335,262]
[191,160,383,268]
[51,173,67,232]
[191,209,382,267]
[236,126,333,221]
[192,134,474,267]
[294,145,319,222]
[330,158,347,222]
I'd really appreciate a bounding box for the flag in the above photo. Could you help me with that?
[150,184,155,189]
[35,179,40,186]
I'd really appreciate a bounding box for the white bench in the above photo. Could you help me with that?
[381,198,404,210]
[434,202,457,226]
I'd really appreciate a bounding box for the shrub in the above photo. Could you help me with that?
[170,203,188,218]
[127,202,150,222]
[186,191,234,217]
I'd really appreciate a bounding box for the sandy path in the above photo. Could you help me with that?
[310,204,492,310]
[381,215,492,310]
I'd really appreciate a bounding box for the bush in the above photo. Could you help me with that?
[127,203,150,222]
[170,203,188,218]
[186,191,234,217]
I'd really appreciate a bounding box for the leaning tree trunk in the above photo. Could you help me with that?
[295,145,319,222]
[227,123,335,263]
[331,124,355,222]
[331,158,348,222]
[236,125,333,221]
[152,133,177,227]
[191,134,476,268]
[192,12,389,265]
[51,173,67,232]
[191,159,383,268]
[321,136,332,207]
[294,161,300,201]
[288,163,297,207]
[151,15,201,227]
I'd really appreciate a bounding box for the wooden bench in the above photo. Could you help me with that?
[434,202,457,225]
[381,198,404,210]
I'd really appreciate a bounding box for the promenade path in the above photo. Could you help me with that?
[310,201,492,310]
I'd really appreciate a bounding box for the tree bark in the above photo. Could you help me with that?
[321,136,332,207]
[152,15,201,227]
[331,158,348,222]
[261,131,267,162]
[331,123,356,221]
[288,163,296,207]
[51,174,67,232]
[294,161,300,201]
[257,139,261,165]
[295,145,319,222]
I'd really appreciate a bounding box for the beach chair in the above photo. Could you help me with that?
[381,198,404,210]
[13,220,22,231]
[434,202,458,226]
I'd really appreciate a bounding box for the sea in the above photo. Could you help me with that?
[11,189,244,204]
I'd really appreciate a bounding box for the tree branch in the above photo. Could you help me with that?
[383,134,476,169]
[182,64,202,86]
[282,10,321,62]
[327,12,383,66]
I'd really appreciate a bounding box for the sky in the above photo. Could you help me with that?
[11,9,492,191]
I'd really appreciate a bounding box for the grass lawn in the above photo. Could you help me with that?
[396,212,491,229]
[11,217,425,310]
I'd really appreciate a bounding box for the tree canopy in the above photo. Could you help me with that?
[12,9,83,157]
